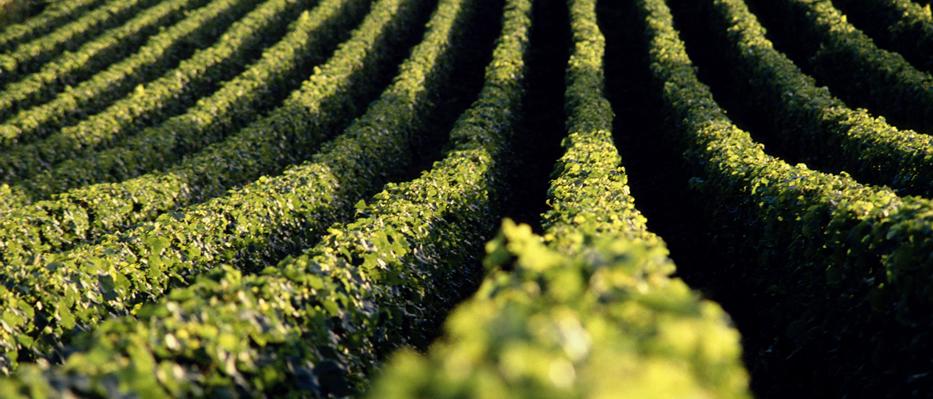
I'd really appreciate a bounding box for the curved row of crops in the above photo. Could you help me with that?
[0,0,929,396]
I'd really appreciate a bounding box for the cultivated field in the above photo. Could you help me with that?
[0,0,930,397]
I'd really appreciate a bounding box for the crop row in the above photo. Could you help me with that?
[0,0,927,396]
[0,0,209,123]
[0,0,371,268]
[0,0,159,84]
[0,0,425,373]
[694,0,933,197]
[0,0,106,53]
[833,0,933,71]
[0,0,281,185]
[0,0,516,394]
[542,0,659,254]
[0,0,284,220]
[748,0,933,133]
[0,0,262,150]
[374,220,749,398]
[640,0,933,392]
[19,0,364,199]
[370,0,749,396]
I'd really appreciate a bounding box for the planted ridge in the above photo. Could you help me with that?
[0,0,507,395]
[0,0,106,53]
[0,0,160,85]
[686,0,933,197]
[0,0,371,278]
[0,0,437,372]
[639,0,933,394]
[20,0,371,198]
[833,0,933,71]
[0,0,276,183]
[370,0,749,396]
[0,0,264,149]
[0,0,210,123]
[748,0,933,133]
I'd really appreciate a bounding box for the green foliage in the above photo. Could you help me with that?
[0,0,926,395]
[19,0,341,197]
[639,0,933,390]
[0,0,28,24]
[0,0,159,84]
[0,184,28,219]
[0,0,270,181]
[0,0,105,52]
[0,0,444,374]
[0,0,210,125]
[370,1,749,396]
[700,0,933,198]
[750,0,933,133]
[371,221,748,399]
[0,0,529,394]
[0,0,349,266]
[0,0,263,151]
[543,0,658,254]
[833,0,933,71]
